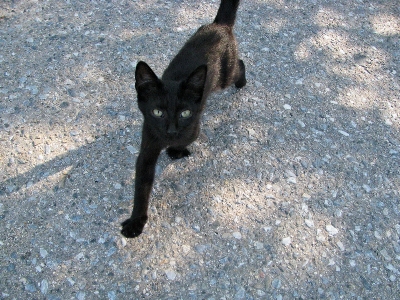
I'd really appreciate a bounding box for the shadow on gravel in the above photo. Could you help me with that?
[1,0,399,299]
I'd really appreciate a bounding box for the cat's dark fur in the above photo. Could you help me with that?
[121,0,246,238]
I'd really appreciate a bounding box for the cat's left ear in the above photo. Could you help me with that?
[183,65,207,101]
[135,61,160,90]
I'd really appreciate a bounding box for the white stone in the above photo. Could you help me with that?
[182,245,190,254]
[326,224,339,236]
[165,269,177,280]
[380,249,392,261]
[395,224,400,235]
[233,232,242,239]
[126,145,138,155]
[305,219,314,228]
[338,130,350,136]
[40,248,48,258]
[295,78,303,85]
[254,241,264,250]
[40,279,48,295]
[297,120,306,127]
[337,241,345,251]
[363,184,372,193]
[282,237,291,246]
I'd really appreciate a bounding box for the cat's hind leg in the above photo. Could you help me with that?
[167,147,190,159]
[235,59,247,88]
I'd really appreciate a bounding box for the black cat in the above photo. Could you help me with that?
[121,0,246,238]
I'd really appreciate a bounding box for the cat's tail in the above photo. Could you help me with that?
[213,0,240,27]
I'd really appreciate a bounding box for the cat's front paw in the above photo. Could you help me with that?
[121,216,148,238]
[167,147,190,159]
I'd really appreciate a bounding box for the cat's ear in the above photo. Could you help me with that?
[135,61,160,90]
[183,65,207,101]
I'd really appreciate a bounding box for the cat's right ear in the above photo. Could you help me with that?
[135,61,160,91]
[183,65,207,102]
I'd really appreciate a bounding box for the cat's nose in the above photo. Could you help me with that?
[167,123,178,136]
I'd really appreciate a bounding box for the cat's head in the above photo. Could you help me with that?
[135,61,207,141]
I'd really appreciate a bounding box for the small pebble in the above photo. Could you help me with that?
[247,128,256,136]
[305,219,314,228]
[45,145,51,155]
[272,278,281,289]
[326,224,339,236]
[108,291,116,300]
[395,224,400,235]
[40,279,48,295]
[264,226,272,233]
[338,130,349,136]
[385,264,398,273]
[295,78,303,85]
[254,241,264,250]
[337,241,345,251]
[165,269,177,280]
[182,245,190,254]
[233,232,242,239]
[40,248,48,259]
[282,237,291,246]
[380,249,392,261]
[235,286,246,299]
[283,104,291,110]
[363,184,372,193]
[126,145,138,155]
[76,291,86,300]
[107,247,117,257]
[385,119,393,126]
[192,225,201,232]
[257,290,266,296]
[297,120,306,127]
[195,244,207,253]
[25,284,37,293]
[317,231,326,242]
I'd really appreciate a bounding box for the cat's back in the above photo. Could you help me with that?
[162,23,236,83]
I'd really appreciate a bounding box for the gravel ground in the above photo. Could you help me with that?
[1,0,399,299]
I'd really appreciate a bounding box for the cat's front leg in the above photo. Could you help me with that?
[121,142,161,238]
[121,215,148,238]
[166,146,191,159]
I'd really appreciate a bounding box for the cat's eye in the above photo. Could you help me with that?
[180,110,192,118]
[152,109,164,117]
